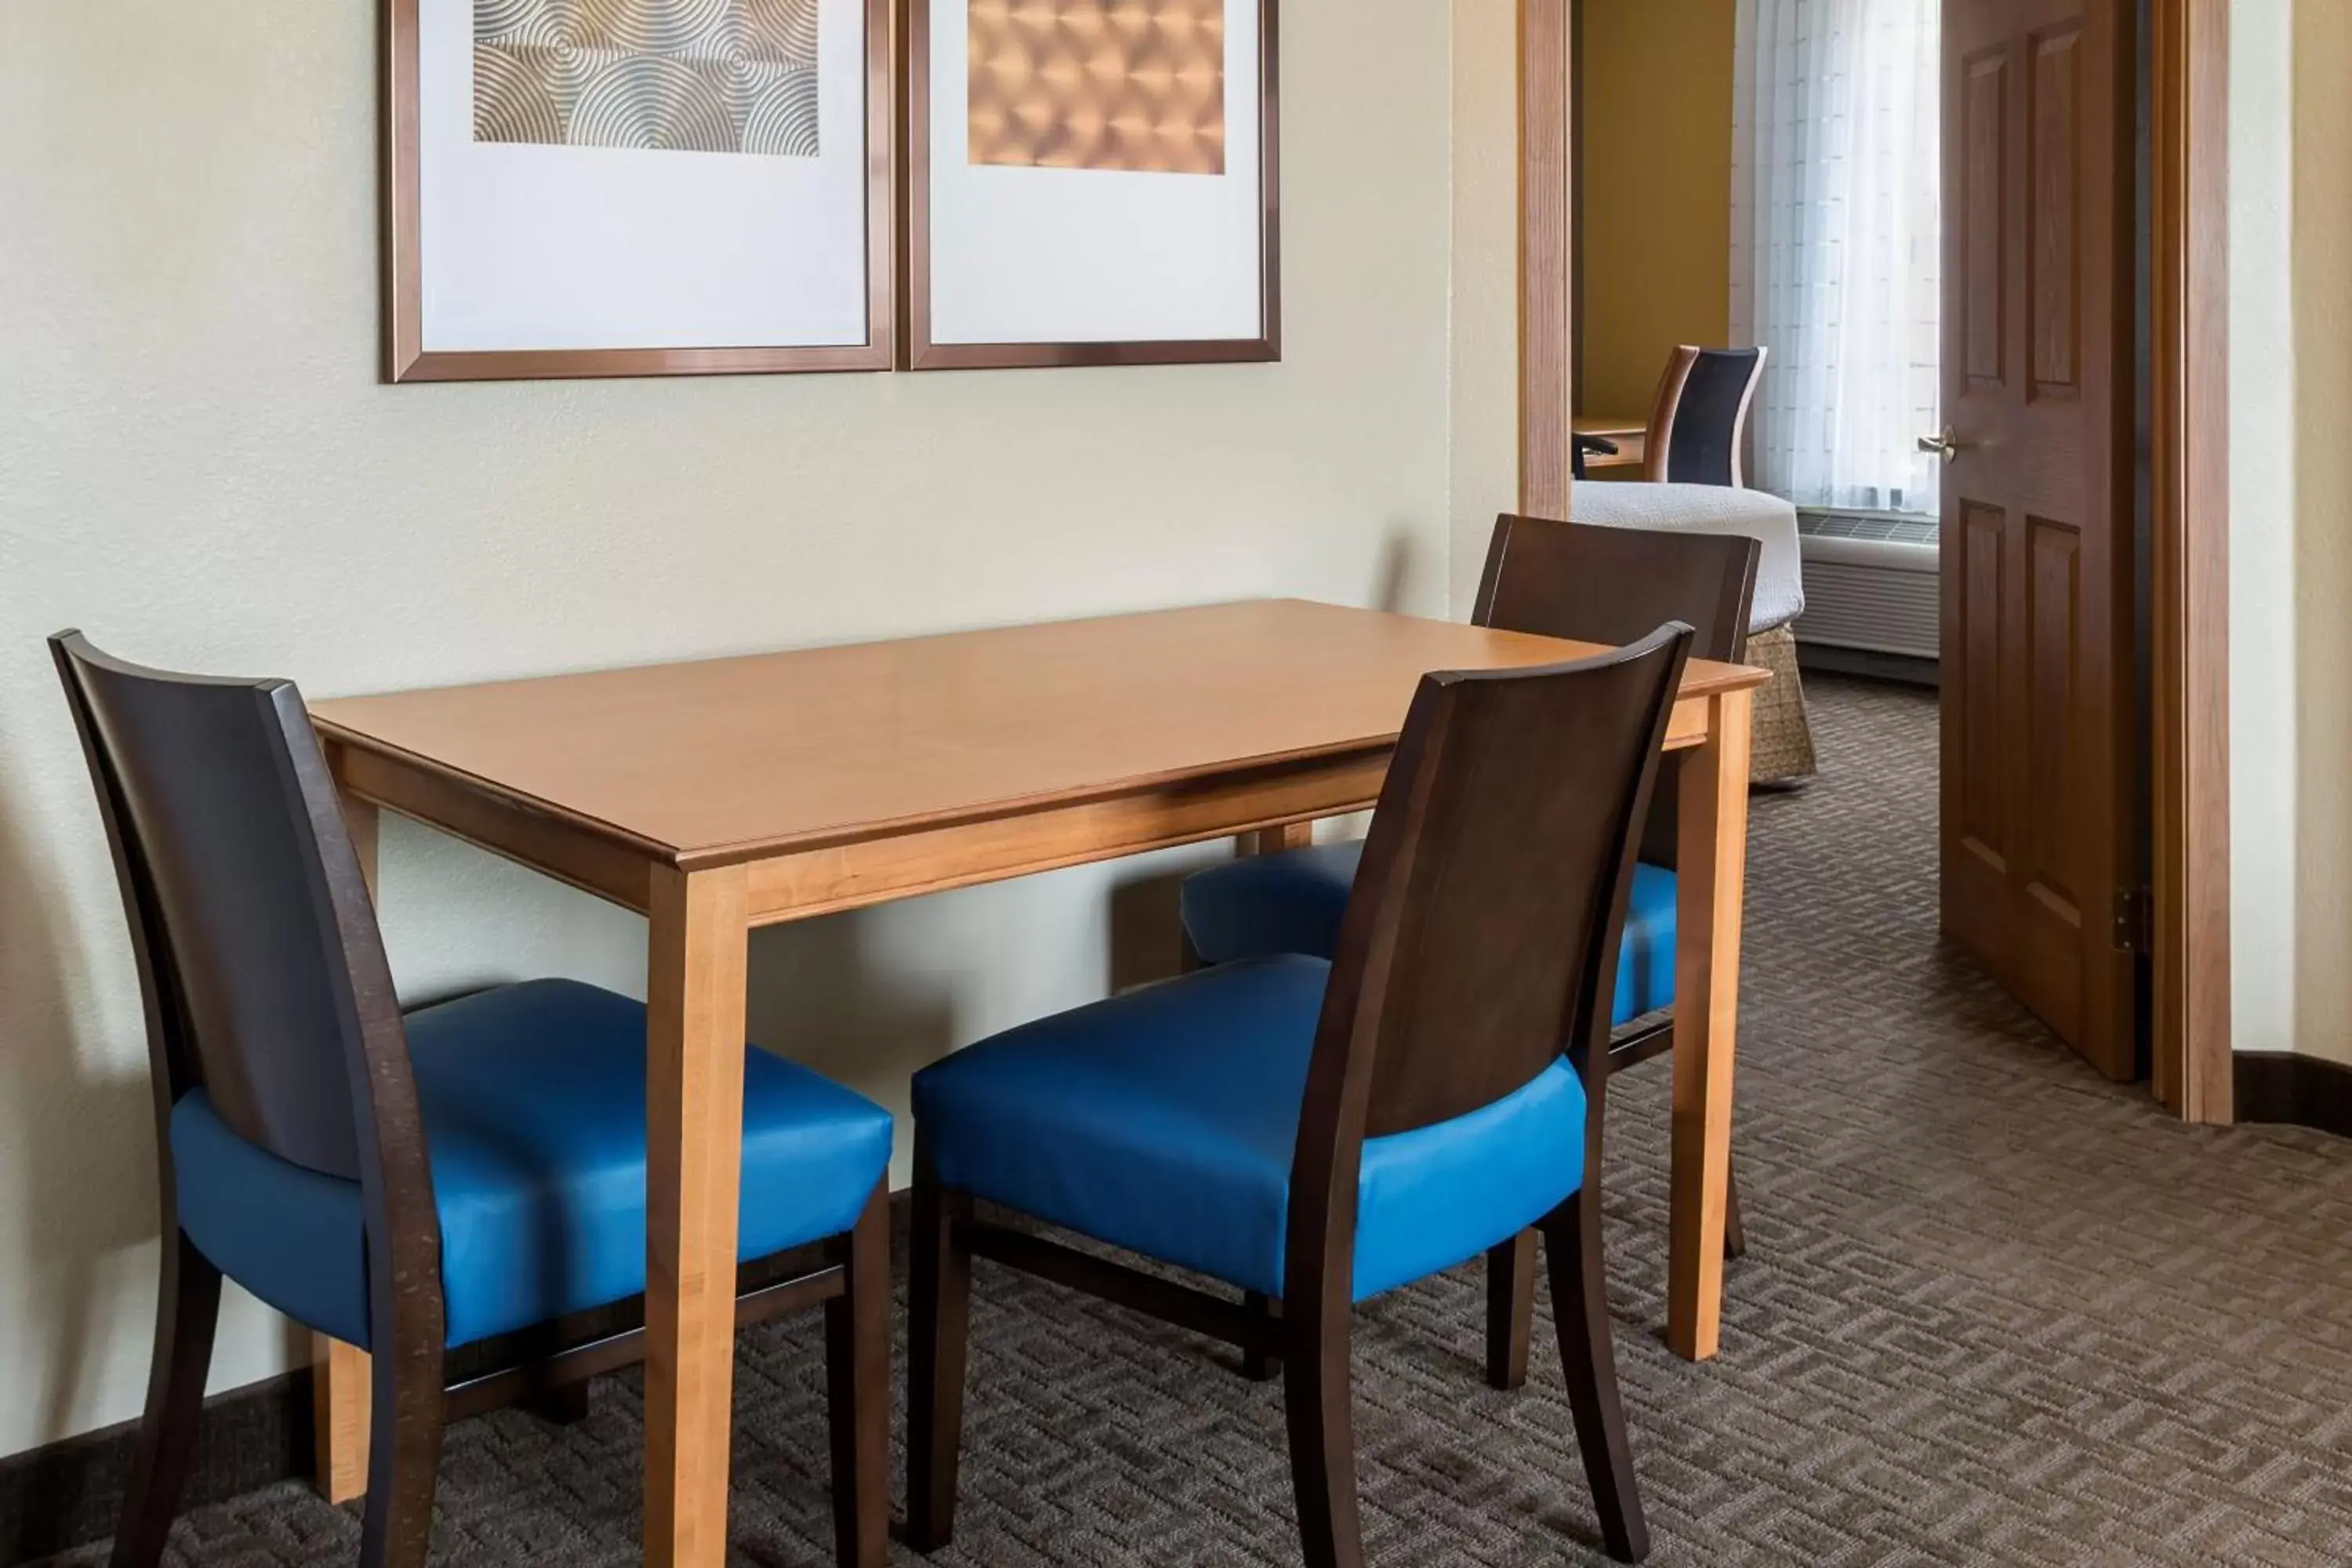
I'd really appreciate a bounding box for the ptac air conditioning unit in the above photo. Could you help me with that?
[1793,513,1940,662]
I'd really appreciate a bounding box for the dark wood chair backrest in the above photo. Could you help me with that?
[1642,345,1767,487]
[1474,514,1757,868]
[1285,628,1692,1300]
[49,633,408,1182]
[1473,514,1756,665]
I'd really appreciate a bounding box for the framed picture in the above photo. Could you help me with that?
[385,0,894,383]
[903,0,1279,370]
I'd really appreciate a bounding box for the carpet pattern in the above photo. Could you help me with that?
[50,677,2352,1566]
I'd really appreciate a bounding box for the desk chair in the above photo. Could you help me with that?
[1642,345,1768,487]
[54,633,895,1568]
[907,627,1695,1566]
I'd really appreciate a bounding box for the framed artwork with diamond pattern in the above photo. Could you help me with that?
[385,0,893,381]
[902,0,1279,370]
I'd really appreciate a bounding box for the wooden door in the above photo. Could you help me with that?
[1940,0,2139,1080]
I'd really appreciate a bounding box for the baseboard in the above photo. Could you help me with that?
[1794,643,1940,688]
[0,1367,310,1567]
[2234,1051,2352,1138]
[0,1194,914,1566]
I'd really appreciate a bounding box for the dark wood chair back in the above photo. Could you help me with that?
[50,633,412,1178]
[1474,514,1756,867]
[1288,624,1690,1261]
[1473,513,1756,664]
[1642,345,1767,487]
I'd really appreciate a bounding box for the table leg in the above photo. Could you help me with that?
[644,864,751,1568]
[314,788,379,1503]
[311,1334,370,1504]
[1243,821,1314,855]
[1668,690,1752,1362]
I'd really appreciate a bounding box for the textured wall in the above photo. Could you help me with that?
[0,0,1509,1455]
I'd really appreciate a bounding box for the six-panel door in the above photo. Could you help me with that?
[1940,0,2140,1080]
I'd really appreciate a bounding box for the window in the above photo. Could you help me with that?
[1730,0,1942,515]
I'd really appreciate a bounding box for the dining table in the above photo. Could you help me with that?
[304,597,1767,1568]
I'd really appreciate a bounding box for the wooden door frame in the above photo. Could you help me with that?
[1517,0,2234,1121]
[1520,0,1574,520]
[2147,0,2231,1122]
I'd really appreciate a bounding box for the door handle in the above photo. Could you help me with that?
[1917,426,1963,463]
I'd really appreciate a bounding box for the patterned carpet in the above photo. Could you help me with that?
[54,677,2352,1566]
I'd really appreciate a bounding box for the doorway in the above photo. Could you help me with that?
[1526,0,2230,1114]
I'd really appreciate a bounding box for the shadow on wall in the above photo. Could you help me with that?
[1370,527,1414,619]
[746,912,956,1168]
[1109,869,1191,994]
[0,745,164,1555]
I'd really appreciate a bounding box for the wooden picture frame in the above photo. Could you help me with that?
[900,0,1281,371]
[383,0,896,383]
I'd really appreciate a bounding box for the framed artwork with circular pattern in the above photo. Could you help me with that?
[385,0,894,381]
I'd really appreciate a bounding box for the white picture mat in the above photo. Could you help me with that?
[926,1,1264,347]
[418,0,873,354]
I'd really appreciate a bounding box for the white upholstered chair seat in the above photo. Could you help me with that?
[1569,481,1804,635]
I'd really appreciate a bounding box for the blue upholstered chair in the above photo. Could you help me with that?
[906,626,1699,1568]
[1178,514,1761,1390]
[52,633,896,1568]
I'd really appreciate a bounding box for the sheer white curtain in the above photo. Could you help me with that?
[1730,0,1941,514]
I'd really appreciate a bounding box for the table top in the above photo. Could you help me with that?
[311,599,1765,869]
[1573,414,1649,437]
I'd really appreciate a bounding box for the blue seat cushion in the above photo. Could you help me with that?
[911,956,1587,1302]
[171,979,894,1350]
[1181,844,1677,1027]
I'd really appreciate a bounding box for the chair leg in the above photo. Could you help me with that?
[1281,1298,1363,1568]
[906,1149,973,1555]
[1484,1230,1536,1392]
[1543,1191,1649,1563]
[1486,1158,1737,1402]
[356,1316,444,1568]
[109,1228,222,1568]
[1242,1291,1281,1381]
[826,1181,890,1568]
[521,1381,591,1425]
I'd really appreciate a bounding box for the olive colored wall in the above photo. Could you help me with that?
[1577,0,1740,420]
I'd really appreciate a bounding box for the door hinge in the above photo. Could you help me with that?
[2112,887,2153,953]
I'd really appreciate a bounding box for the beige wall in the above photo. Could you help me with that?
[2230,0,2296,1059]
[2230,0,2352,1067]
[0,0,1518,1456]
[1577,0,1738,419]
[2288,0,2352,1066]
[1451,2,1524,593]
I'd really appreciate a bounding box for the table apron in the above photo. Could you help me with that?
[328,741,660,913]
[735,750,1391,924]
[323,690,1712,928]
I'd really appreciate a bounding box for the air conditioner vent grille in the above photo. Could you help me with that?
[1795,510,1941,661]
[1797,513,1941,546]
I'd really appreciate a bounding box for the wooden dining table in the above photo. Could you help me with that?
[305,597,1766,1567]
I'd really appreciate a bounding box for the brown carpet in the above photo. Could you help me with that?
[50,676,2352,1566]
